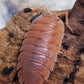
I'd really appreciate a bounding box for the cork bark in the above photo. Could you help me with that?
[0,0,84,84]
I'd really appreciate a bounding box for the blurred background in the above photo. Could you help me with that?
[0,0,76,29]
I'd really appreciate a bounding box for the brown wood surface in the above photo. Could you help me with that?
[0,0,84,84]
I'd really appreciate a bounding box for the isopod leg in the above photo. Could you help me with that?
[65,11,73,33]
[32,5,52,15]
[55,11,73,33]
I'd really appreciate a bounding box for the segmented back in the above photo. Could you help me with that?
[17,15,64,84]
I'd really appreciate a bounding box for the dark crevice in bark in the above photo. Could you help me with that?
[63,53,81,84]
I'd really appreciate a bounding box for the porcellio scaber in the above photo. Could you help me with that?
[17,6,68,84]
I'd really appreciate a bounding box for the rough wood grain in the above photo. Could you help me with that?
[0,0,84,84]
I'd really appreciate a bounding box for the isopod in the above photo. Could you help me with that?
[17,5,73,84]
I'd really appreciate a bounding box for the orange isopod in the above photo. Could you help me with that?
[17,5,72,84]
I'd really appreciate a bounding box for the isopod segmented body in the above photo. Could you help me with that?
[17,14,64,84]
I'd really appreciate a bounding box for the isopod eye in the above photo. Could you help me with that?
[24,8,32,12]
[29,13,41,22]
[2,66,14,75]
